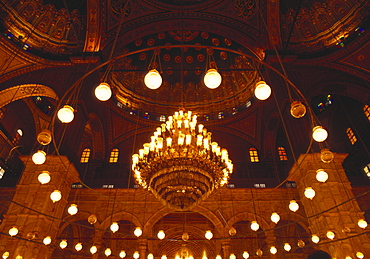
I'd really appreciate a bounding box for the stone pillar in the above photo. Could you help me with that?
[0,155,80,259]
[221,239,230,259]
[138,238,148,259]
[289,153,370,258]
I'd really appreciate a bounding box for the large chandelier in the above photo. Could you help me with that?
[132,110,233,211]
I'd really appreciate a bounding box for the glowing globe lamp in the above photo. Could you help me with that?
[37,130,52,145]
[326,231,335,240]
[157,230,165,239]
[356,252,364,258]
[256,249,263,257]
[59,239,67,249]
[57,105,74,123]
[270,246,277,255]
[110,222,119,233]
[290,101,306,118]
[229,226,236,236]
[304,187,316,200]
[229,254,236,259]
[216,255,222,259]
[105,248,112,257]
[205,230,213,240]
[271,212,280,224]
[50,190,62,203]
[2,252,9,259]
[243,251,249,259]
[9,227,18,236]
[119,251,126,258]
[95,82,112,101]
[90,246,97,254]
[144,69,162,90]
[321,149,334,163]
[284,243,291,252]
[312,126,328,142]
[32,150,46,165]
[250,221,259,231]
[43,236,52,245]
[68,204,78,215]
[297,239,305,248]
[133,251,140,259]
[358,219,368,229]
[75,243,82,251]
[254,81,271,100]
[38,171,51,184]
[148,253,154,259]
[134,227,142,237]
[316,169,329,182]
[311,234,320,243]
[289,200,299,212]
[204,69,222,89]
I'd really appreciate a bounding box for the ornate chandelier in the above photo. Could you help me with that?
[132,110,233,211]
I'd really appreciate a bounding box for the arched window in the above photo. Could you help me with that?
[80,148,91,163]
[249,148,259,162]
[364,105,370,121]
[12,129,23,145]
[278,147,288,161]
[109,148,119,163]
[346,128,357,145]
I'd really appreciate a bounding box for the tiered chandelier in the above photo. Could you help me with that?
[132,110,233,211]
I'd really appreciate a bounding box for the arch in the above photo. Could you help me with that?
[99,211,142,232]
[227,211,272,237]
[0,84,58,109]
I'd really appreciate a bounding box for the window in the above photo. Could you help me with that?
[109,148,119,163]
[103,184,114,188]
[12,129,23,145]
[249,148,259,162]
[346,128,357,145]
[0,166,5,179]
[364,163,370,179]
[278,147,288,161]
[218,112,224,119]
[80,148,91,163]
[254,183,266,188]
[364,105,370,121]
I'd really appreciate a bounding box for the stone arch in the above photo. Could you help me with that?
[0,84,58,109]
[99,211,142,232]
[227,211,272,237]
[143,206,172,235]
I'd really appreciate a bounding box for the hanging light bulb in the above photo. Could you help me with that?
[38,171,51,184]
[270,246,277,255]
[312,126,328,142]
[37,129,52,145]
[110,222,119,233]
[289,200,299,212]
[90,245,98,254]
[242,251,249,259]
[95,82,112,101]
[358,219,368,229]
[144,69,162,90]
[316,169,329,182]
[88,214,97,224]
[2,252,9,259]
[105,248,112,257]
[57,105,74,123]
[250,221,259,231]
[32,150,46,165]
[345,257,352,259]
[270,212,280,224]
[356,252,364,258]
[133,251,140,259]
[15,256,22,259]
[283,243,291,252]
[75,243,83,251]
[254,81,271,100]
[134,226,142,237]
[304,187,316,200]
[326,231,335,240]
[205,230,213,240]
[119,251,126,258]
[216,255,222,259]
[290,101,306,118]
[204,69,222,89]
[43,236,52,245]
[8,226,18,236]
[311,234,320,243]
[148,253,154,259]
[297,239,305,248]
[228,226,237,236]
[182,232,189,241]
[157,230,165,239]
[161,256,167,259]
[59,239,67,249]
[321,149,334,163]
[229,254,236,259]
[256,249,263,257]
[50,190,62,203]
[68,204,78,215]
[188,256,194,259]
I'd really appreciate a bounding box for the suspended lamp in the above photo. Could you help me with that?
[88,214,97,224]
[297,239,305,248]
[90,246,98,254]
[205,230,213,240]
[229,226,237,236]
[304,187,316,200]
[204,69,222,89]
[182,232,189,241]
[144,69,162,90]
[254,81,271,100]
[133,251,140,259]
[148,253,154,259]
[345,257,352,259]
[2,252,9,259]
[105,248,112,257]
[358,219,368,229]
[356,252,364,258]
[67,204,78,215]
[250,221,259,231]
[242,251,249,259]
[38,171,51,184]
[157,230,165,239]
[316,169,329,182]
[202,255,207,259]
[270,246,277,255]
[289,200,299,212]
[188,256,194,259]
[50,190,62,203]
[312,126,328,142]
[175,255,181,259]
[37,130,52,145]
[321,149,334,163]
[57,105,74,123]
[26,232,36,240]
[15,256,22,259]
[283,243,291,252]
[216,255,222,259]
[271,212,280,224]
[59,239,67,249]
[326,231,335,240]
[290,101,306,118]
[311,234,320,243]
[161,256,167,259]
[75,243,83,251]
[8,227,18,236]
[119,251,126,258]
[229,254,236,259]
[32,150,46,165]
[134,227,142,237]
[256,249,263,257]
[110,222,119,233]
[95,82,112,101]
[43,236,52,245]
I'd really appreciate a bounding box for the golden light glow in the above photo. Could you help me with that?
[312,126,328,142]
[321,149,334,163]
[105,248,112,257]
[289,200,299,212]
[326,231,335,240]
[356,252,364,258]
[110,222,119,233]
[254,81,271,100]
[57,105,74,123]
[8,227,18,236]
[43,236,52,245]
[297,239,305,248]
[204,69,222,89]
[75,243,83,251]
[256,249,263,257]
[37,130,52,145]
[90,246,98,254]
[157,230,165,239]
[50,190,62,203]
[119,251,126,258]
[316,169,329,182]
[311,234,320,243]
[304,187,316,199]
[134,227,142,237]
[148,253,154,259]
[144,69,162,90]
[133,252,140,259]
[242,251,249,259]
[32,150,46,165]
[358,219,368,229]
[270,246,277,254]
[250,221,259,231]
[284,243,291,252]
[271,212,280,224]
[2,252,9,259]
[59,239,67,249]
[229,254,236,259]
[95,82,112,101]
[38,171,51,184]
[68,204,78,215]
[290,101,306,118]
[205,230,213,240]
